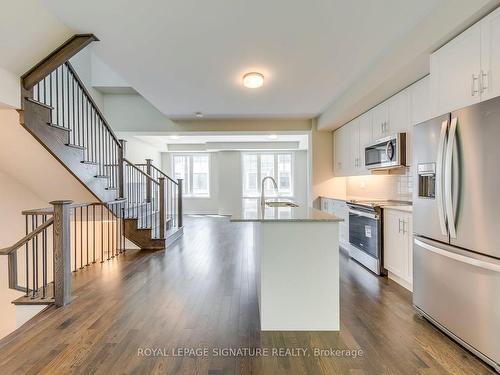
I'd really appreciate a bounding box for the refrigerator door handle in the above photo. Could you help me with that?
[445,117,458,239]
[415,238,500,273]
[436,119,449,236]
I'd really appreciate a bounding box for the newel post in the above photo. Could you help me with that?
[118,139,127,198]
[146,159,153,203]
[177,179,183,228]
[159,177,166,239]
[51,200,73,307]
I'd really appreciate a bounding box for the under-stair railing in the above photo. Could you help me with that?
[123,158,162,238]
[29,61,122,193]
[0,200,126,307]
[136,159,183,230]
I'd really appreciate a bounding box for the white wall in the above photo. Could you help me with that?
[69,47,104,110]
[0,0,71,108]
[162,150,308,215]
[0,109,96,339]
[0,66,21,108]
[116,133,161,167]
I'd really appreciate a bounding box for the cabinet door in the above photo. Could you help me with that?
[371,101,388,140]
[430,23,481,116]
[409,76,431,126]
[403,215,413,285]
[320,198,329,212]
[349,119,360,173]
[480,6,500,101]
[358,112,372,174]
[388,89,411,166]
[388,88,410,134]
[333,129,343,176]
[383,210,404,276]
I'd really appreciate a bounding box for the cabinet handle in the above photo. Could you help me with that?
[402,220,406,235]
[480,70,489,93]
[471,74,479,96]
[398,219,402,233]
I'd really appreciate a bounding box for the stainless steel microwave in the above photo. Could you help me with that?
[364,133,406,170]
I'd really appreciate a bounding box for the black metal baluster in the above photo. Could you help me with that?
[100,205,104,263]
[80,206,83,269]
[93,204,96,263]
[70,75,78,144]
[86,205,89,266]
[31,215,36,298]
[107,207,111,259]
[25,215,29,296]
[42,214,47,299]
[73,207,77,272]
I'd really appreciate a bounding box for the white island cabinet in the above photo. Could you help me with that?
[231,205,343,331]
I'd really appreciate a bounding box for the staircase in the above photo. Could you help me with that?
[0,34,183,313]
[18,34,183,250]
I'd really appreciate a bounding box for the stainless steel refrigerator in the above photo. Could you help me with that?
[413,96,500,372]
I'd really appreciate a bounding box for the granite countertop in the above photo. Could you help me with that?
[230,204,343,223]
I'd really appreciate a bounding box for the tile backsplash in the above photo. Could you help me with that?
[346,168,413,202]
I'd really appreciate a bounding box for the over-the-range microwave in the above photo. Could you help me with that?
[364,133,406,170]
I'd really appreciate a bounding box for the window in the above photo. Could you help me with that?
[242,153,293,197]
[172,154,210,197]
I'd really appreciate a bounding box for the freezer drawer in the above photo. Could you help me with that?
[413,237,500,370]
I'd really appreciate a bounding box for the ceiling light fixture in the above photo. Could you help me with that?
[268,134,278,140]
[243,72,264,88]
[169,135,181,140]
[195,112,203,118]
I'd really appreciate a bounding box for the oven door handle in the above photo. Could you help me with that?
[349,209,379,220]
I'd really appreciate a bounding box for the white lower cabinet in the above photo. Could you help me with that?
[320,197,349,249]
[383,209,413,291]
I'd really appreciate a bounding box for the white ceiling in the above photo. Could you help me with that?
[40,0,444,119]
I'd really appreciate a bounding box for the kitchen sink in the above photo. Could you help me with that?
[265,201,298,208]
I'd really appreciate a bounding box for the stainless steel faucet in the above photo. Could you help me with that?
[261,176,278,209]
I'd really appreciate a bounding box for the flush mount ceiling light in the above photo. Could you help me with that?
[268,134,278,140]
[169,135,181,140]
[243,72,264,88]
[195,112,203,118]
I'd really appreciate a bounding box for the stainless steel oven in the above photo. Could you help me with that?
[347,201,384,275]
[365,133,406,170]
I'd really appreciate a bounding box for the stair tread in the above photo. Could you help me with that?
[25,97,54,110]
[81,160,98,165]
[12,284,55,305]
[65,143,85,150]
[47,123,71,132]
[95,175,110,179]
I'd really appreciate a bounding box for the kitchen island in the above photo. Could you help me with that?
[231,203,343,331]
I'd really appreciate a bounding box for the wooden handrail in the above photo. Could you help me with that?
[21,199,128,215]
[123,158,159,185]
[22,34,99,91]
[150,164,178,185]
[65,62,121,146]
[0,218,54,255]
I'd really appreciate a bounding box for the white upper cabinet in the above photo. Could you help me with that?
[333,125,350,176]
[409,75,431,126]
[349,118,361,173]
[430,23,481,116]
[348,115,371,175]
[387,88,410,134]
[371,101,389,140]
[480,7,500,101]
[430,6,500,116]
[357,112,372,172]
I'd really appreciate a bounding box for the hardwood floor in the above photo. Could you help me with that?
[0,216,495,375]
